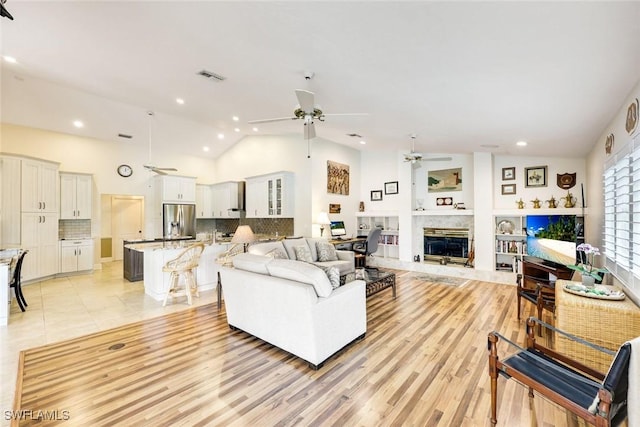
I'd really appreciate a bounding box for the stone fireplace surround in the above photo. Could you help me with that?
[413,215,474,264]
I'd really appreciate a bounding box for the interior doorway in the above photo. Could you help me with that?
[101,195,144,261]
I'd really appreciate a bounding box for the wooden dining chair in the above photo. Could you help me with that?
[9,250,28,312]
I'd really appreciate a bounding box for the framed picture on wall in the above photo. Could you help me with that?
[371,190,383,201]
[525,166,547,188]
[501,184,516,195]
[502,167,515,181]
[384,181,398,195]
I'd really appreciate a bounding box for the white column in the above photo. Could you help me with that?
[473,152,494,271]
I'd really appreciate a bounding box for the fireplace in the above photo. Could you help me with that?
[423,227,470,265]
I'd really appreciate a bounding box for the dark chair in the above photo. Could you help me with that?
[516,273,555,323]
[488,317,631,427]
[353,228,382,271]
[9,250,28,312]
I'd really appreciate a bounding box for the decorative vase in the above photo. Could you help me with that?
[582,275,596,288]
[359,201,365,212]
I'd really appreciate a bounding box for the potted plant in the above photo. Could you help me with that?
[566,243,608,287]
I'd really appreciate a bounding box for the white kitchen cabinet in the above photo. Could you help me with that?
[60,173,92,219]
[155,175,196,203]
[1,155,22,245]
[60,239,94,273]
[195,184,214,218]
[21,158,59,213]
[20,212,59,281]
[245,178,269,218]
[245,172,293,218]
[211,181,243,218]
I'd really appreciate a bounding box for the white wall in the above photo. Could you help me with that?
[587,78,640,302]
[413,154,474,210]
[493,155,587,210]
[214,134,362,237]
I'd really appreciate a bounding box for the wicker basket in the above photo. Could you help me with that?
[555,280,640,374]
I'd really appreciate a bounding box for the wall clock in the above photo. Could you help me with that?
[117,164,133,177]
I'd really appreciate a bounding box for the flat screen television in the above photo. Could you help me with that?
[526,215,577,267]
[330,221,347,238]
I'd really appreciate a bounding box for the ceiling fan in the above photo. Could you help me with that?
[249,88,367,140]
[404,134,452,167]
[144,111,177,175]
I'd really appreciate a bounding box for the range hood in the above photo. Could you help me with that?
[228,181,245,217]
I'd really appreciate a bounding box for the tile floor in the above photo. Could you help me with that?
[0,261,217,413]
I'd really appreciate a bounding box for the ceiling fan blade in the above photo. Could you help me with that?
[295,89,315,113]
[248,116,297,124]
[304,121,316,140]
[322,113,369,117]
[421,157,453,162]
[155,167,178,171]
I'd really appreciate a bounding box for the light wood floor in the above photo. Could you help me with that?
[13,270,581,426]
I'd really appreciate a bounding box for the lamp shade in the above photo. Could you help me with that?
[316,212,331,225]
[231,225,256,244]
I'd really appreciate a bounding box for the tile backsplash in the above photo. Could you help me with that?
[196,218,294,237]
[59,219,91,239]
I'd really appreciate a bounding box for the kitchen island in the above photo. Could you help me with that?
[124,240,230,302]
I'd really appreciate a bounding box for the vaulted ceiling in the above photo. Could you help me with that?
[2,1,640,159]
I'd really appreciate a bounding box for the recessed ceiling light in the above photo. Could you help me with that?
[217,133,224,140]
[176,98,185,105]
[359,140,366,145]
[3,56,17,63]
[73,120,84,128]
[203,146,210,152]
[234,128,240,132]
[232,116,239,122]
[252,127,259,132]
[516,140,528,147]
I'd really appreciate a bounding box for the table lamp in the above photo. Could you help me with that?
[231,225,256,252]
[317,212,331,237]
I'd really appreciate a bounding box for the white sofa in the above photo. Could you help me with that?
[220,252,366,369]
[247,237,355,277]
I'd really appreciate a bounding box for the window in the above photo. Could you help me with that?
[603,137,640,295]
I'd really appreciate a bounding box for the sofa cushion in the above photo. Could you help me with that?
[232,253,272,275]
[282,238,311,260]
[248,241,289,258]
[265,247,288,259]
[316,241,338,262]
[266,259,333,297]
[294,245,313,263]
[319,265,341,289]
[311,260,353,276]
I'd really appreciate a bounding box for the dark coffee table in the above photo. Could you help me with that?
[364,269,396,298]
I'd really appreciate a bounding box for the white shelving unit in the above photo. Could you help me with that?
[493,208,585,273]
[355,212,399,259]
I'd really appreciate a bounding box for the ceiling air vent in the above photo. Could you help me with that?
[118,133,133,139]
[197,69,226,82]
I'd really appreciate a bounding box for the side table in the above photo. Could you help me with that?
[555,279,640,373]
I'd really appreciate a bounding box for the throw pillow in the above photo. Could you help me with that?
[321,265,341,289]
[265,248,288,259]
[294,245,313,263]
[316,241,338,262]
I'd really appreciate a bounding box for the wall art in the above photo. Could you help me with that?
[524,166,547,188]
[427,168,462,193]
[327,160,350,195]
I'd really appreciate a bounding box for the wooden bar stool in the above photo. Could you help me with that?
[162,243,204,306]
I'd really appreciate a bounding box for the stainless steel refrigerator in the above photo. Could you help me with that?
[162,204,196,239]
